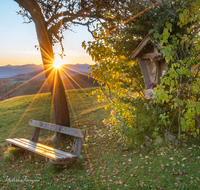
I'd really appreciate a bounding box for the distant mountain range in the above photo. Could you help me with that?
[0,63,99,100]
[0,64,90,78]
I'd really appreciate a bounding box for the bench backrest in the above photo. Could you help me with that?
[29,119,86,157]
[29,120,85,138]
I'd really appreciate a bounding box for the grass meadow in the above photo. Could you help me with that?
[0,87,200,189]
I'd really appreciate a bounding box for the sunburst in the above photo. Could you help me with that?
[53,55,65,69]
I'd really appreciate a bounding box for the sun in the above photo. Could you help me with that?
[53,55,65,69]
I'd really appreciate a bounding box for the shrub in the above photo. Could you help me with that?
[105,97,178,147]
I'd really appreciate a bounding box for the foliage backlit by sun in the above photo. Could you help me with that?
[53,55,65,69]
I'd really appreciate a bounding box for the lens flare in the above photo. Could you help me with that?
[53,55,65,69]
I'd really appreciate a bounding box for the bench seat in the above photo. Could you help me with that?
[6,138,78,163]
[6,120,86,164]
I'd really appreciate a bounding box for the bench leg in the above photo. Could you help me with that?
[72,137,82,157]
[30,127,40,142]
[11,144,19,148]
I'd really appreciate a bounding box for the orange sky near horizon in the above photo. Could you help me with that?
[0,1,95,67]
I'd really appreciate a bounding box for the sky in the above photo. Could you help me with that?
[0,0,95,66]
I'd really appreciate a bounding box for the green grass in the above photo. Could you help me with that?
[0,87,200,189]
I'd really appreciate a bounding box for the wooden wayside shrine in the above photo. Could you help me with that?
[6,120,86,164]
[131,35,167,99]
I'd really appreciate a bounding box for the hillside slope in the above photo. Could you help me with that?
[0,72,100,101]
[0,87,108,145]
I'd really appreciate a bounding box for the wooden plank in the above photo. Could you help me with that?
[8,138,64,160]
[131,35,151,59]
[6,138,60,160]
[136,58,151,89]
[130,35,163,59]
[72,137,82,157]
[19,138,77,158]
[18,138,76,159]
[6,138,77,161]
[29,120,86,138]
[30,127,40,142]
[139,53,162,60]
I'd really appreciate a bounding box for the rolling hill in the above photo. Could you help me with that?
[0,63,90,79]
[0,64,99,101]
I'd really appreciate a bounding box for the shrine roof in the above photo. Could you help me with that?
[130,35,162,59]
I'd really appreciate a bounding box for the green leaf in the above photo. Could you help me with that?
[179,13,184,23]
[185,69,191,76]
[163,28,170,40]
[193,132,197,137]
[165,79,170,85]
[171,80,174,87]
[153,32,160,39]
[149,29,155,34]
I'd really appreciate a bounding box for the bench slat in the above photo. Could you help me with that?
[6,138,61,160]
[6,138,77,161]
[29,120,85,138]
[18,138,76,159]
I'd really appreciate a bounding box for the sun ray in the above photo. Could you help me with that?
[60,68,103,188]
[60,67,97,103]
[59,70,98,188]
[103,0,163,37]
[59,69,76,90]
[53,54,65,69]
[62,65,93,78]
[62,64,105,85]
[7,67,56,139]
[51,69,58,119]
[59,69,96,108]
[59,69,102,128]
[59,69,87,106]
[0,66,54,100]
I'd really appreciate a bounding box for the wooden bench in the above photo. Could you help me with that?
[6,119,86,164]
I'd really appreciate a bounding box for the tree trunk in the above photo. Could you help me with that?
[13,0,70,128]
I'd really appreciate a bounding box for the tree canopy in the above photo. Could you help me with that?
[12,0,126,129]
[10,0,200,144]
[84,0,200,146]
